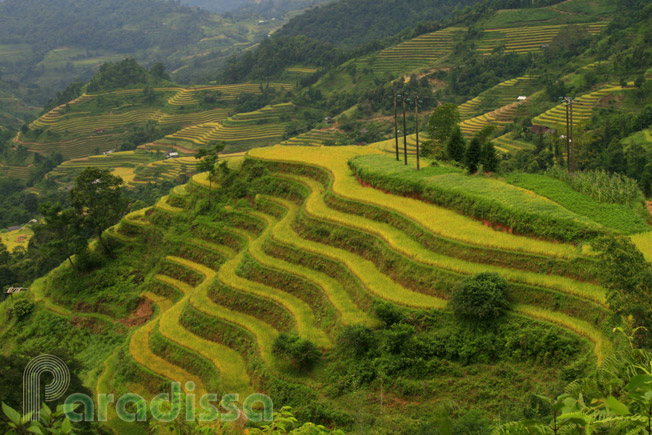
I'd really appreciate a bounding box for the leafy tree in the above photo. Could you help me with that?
[372,300,405,326]
[11,299,34,320]
[592,235,652,345]
[35,203,87,271]
[194,142,226,205]
[70,168,126,258]
[446,125,466,163]
[481,141,499,173]
[450,272,510,322]
[428,103,460,157]
[272,333,321,372]
[465,137,482,174]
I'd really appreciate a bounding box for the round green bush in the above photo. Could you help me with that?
[450,272,510,322]
[12,299,34,320]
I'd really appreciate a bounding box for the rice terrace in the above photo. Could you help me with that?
[1,0,652,433]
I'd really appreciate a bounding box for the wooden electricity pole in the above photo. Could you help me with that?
[393,89,399,161]
[402,94,408,165]
[414,94,420,171]
[565,102,570,172]
[570,100,575,174]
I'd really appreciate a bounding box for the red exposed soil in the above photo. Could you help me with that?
[119,297,154,327]
[647,201,652,215]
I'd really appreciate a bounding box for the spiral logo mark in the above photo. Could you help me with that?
[23,355,70,421]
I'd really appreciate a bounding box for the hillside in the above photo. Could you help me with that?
[2,0,652,432]
[273,0,481,47]
[3,143,627,432]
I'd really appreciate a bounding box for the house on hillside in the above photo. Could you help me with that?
[103,149,114,155]
[166,150,179,159]
[517,96,527,101]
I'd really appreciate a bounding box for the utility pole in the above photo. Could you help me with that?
[402,94,408,165]
[561,97,575,174]
[414,94,420,171]
[570,100,575,174]
[393,89,399,161]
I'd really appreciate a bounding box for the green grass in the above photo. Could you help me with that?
[505,172,650,234]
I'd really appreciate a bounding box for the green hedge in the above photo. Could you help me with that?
[349,155,607,243]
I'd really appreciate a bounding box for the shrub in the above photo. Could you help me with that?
[11,300,34,320]
[372,300,405,326]
[337,325,377,359]
[450,272,510,322]
[272,333,321,372]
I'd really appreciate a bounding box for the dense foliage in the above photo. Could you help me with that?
[0,0,207,53]
[450,273,510,322]
[273,0,480,47]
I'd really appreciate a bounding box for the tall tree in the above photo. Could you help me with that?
[481,142,499,173]
[70,168,126,258]
[35,203,86,271]
[428,103,460,158]
[446,126,466,163]
[465,137,482,174]
[194,141,226,205]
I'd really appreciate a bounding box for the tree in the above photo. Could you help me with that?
[70,168,126,258]
[428,103,460,157]
[194,142,226,205]
[446,125,466,163]
[35,203,87,271]
[481,141,499,173]
[450,272,510,322]
[465,137,482,174]
[272,333,321,372]
[592,236,652,345]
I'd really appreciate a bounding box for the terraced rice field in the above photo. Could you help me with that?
[0,163,33,179]
[132,157,199,185]
[476,22,608,55]
[458,76,539,119]
[19,83,292,160]
[48,151,155,184]
[492,133,537,153]
[0,226,33,251]
[531,82,624,129]
[280,129,342,147]
[61,142,621,423]
[459,101,526,138]
[374,133,421,156]
[164,103,293,151]
[364,27,466,74]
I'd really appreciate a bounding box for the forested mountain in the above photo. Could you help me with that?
[187,0,333,17]
[0,0,208,52]
[272,0,481,47]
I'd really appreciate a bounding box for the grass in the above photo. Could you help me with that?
[631,231,652,263]
[505,172,650,234]
[248,145,582,257]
